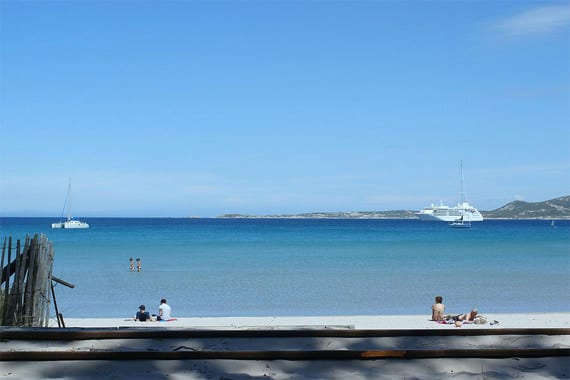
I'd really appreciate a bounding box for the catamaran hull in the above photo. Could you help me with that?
[52,221,89,229]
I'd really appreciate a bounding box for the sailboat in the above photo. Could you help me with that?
[449,214,471,228]
[52,179,89,229]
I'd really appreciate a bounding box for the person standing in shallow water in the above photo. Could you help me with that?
[431,296,445,321]
[129,257,135,272]
[136,258,141,272]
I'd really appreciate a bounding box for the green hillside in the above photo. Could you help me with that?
[482,196,570,219]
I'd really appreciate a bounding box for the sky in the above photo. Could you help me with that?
[0,0,569,217]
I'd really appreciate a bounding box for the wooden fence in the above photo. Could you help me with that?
[0,234,54,327]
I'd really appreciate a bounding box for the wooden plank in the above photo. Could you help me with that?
[5,239,22,326]
[0,237,6,325]
[51,276,74,289]
[29,234,41,326]
[33,235,49,327]
[0,237,29,285]
[44,240,55,327]
[0,237,6,286]
[1,237,12,325]
[1,348,568,361]
[22,235,39,326]
[1,327,569,341]
[33,234,44,326]
[14,237,31,326]
[30,237,42,326]
[3,237,12,300]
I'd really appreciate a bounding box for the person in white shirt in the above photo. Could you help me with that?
[158,298,171,320]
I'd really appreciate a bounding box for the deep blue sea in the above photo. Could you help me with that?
[1,218,569,318]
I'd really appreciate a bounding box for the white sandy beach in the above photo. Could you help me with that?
[2,313,569,379]
[58,312,570,329]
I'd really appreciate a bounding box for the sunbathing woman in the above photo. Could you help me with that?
[453,308,478,322]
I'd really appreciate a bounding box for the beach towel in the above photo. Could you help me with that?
[433,315,488,325]
[159,318,178,322]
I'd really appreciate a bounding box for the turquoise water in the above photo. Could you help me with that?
[1,218,569,318]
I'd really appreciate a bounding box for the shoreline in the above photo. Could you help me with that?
[56,312,570,329]
[3,216,570,220]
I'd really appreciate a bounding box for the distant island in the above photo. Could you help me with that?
[219,196,570,220]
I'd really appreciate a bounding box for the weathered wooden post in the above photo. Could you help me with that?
[1,234,56,327]
[0,238,6,324]
[1,237,11,325]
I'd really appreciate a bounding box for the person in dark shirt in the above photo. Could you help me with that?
[135,304,150,321]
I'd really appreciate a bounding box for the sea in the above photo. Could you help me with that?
[1,218,569,319]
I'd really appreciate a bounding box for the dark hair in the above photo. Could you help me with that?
[435,296,443,303]
[161,298,167,304]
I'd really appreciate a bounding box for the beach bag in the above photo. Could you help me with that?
[473,315,487,324]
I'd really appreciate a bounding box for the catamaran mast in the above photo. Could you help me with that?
[67,177,72,221]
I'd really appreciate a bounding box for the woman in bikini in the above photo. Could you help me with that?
[453,308,478,322]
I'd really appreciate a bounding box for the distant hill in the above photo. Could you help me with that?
[219,210,417,219]
[219,196,570,219]
[482,196,570,219]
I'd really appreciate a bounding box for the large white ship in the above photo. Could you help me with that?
[416,201,483,222]
[416,162,484,223]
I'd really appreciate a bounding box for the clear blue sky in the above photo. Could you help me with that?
[1,1,569,217]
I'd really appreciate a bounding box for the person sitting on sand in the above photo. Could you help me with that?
[157,298,171,321]
[135,305,150,322]
[431,296,445,321]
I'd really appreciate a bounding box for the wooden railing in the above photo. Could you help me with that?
[0,235,54,327]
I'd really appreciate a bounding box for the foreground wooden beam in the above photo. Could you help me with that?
[1,327,569,340]
[1,348,568,361]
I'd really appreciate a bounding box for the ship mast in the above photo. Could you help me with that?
[459,160,466,205]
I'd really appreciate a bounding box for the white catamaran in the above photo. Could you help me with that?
[52,179,89,229]
[416,162,483,223]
